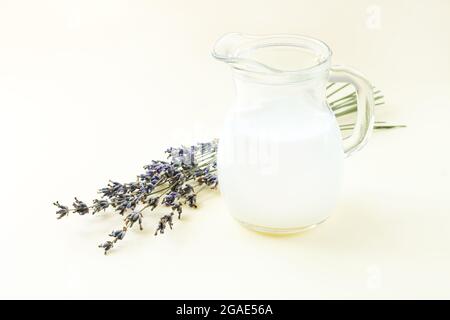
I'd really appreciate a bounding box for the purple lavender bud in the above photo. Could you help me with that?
[92,199,109,214]
[109,227,127,241]
[98,241,114,255]
[54,201,69,219]
[148,197,159,210]
[186,194,197,208]
[73,197,89,215]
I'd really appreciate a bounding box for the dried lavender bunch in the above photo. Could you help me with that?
[55,140,218,255]
[55,84,403,255]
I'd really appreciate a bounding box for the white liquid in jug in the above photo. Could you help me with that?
[217,97,344,231]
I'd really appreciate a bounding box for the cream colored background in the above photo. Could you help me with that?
[1,0,449,299]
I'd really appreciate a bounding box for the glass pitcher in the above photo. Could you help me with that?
[212,33,374,234]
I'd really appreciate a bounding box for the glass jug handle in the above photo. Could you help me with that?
[329,66,375,157]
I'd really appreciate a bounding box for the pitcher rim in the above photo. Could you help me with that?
[212,32,333,77]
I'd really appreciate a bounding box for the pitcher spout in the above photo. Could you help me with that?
[212,33,275,74]
[211,32,244,62]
